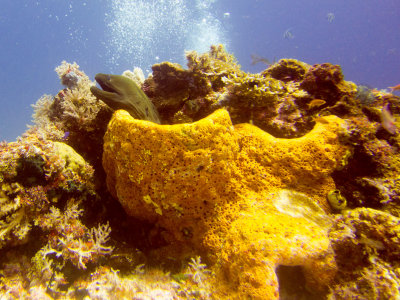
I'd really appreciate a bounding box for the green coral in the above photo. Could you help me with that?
[52,141,86,175]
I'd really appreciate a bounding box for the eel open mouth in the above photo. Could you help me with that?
[93,74,119,95]
[90,73,161,123]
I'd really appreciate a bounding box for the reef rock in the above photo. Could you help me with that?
[102,109,350,298]
[328,208,400,299]
[143,46,360,139]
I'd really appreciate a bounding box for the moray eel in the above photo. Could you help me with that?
[91,73,160,123]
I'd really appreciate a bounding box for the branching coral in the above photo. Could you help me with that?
[30,69,110,142]
[186,256,211,286]
[68,266,181,299]
[0,183,27,248]
[20,200,114,298]
[31,61,109,140]
[28,61,114,176]
[170,256,214,299]
[0,136,104,297]
[55,61,90,90]
[58,88,101,129]
[122,67,146,87]
[30,94,65,141]
[36,205,113,270]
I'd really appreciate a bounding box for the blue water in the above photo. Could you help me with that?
[0,0,399,141]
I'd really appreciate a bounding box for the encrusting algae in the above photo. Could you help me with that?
[0,45,400,299]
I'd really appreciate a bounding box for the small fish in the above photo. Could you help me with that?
[283,28,294,39]
[62,131,70,140]
[326,13,335,23]
[388,83,400,93]
[381,104,397,134]
[251,54,271,66]
[307,99,326,109]
[313,116,330,124]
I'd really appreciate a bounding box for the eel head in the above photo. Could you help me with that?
[91,73,160,123]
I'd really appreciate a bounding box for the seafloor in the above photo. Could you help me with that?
[0,45,399,299]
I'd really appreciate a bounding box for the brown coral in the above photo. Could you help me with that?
[300,63,357,106]
[328,208,400,299]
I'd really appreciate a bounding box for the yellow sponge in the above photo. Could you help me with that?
[103,109,349,298]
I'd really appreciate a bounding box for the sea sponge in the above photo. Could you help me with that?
[217,189,336,298]
[102,109,350,298]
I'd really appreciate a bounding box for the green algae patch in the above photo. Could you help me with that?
[53,141,87,175]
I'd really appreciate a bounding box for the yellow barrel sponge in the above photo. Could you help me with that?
[103,109,239,247]
[102,109,349,298]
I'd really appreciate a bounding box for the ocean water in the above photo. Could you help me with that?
[0,0,399,141]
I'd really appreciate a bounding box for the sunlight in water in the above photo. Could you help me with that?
[106,0,228,72]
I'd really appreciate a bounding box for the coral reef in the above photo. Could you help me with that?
[1,45,400,298]
[0,60,219,299]
[55,61,87,89]
[1,256,214,299]
[144,45,400,215]
[262,58,310,82]
[0,134,95,249]
[30,61,112,173]
[143,45,358,139]
[0,132,116,297]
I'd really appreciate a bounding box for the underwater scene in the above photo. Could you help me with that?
[1,1,400,299]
